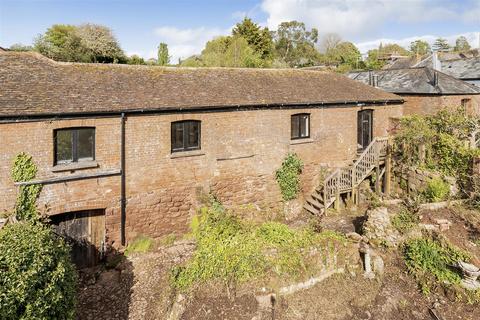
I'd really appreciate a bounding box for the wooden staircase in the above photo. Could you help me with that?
[304,137,390,216]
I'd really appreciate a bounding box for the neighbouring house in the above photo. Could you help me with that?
[0,51,403,264]
[348,67,480,116]
[385,50,480,87]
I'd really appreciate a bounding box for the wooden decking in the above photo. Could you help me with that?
[304,137,391,216]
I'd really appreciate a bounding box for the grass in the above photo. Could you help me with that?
[124,235,154,256]
[171,204,346,290]
[391,209,419,234]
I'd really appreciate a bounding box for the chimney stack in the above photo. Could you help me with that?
[433,70,439,87]
[432,51,441,71]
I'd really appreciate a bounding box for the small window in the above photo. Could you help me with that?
[291,113,310,139]
[171,120,201,152]
[54,128,95,165]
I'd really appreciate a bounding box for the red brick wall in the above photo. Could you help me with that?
[401,94,480,116]
[0,105,402,246]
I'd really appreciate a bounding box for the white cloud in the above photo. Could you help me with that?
[356,31,480,54]
[152,26,229,63]
[260,0,478,40]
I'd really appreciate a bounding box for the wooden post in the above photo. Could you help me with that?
[323,181,328,216]
[375,142,381,194]
[384,138,392,196]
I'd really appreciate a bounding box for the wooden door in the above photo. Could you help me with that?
[51,209,105,268]
[357,110,373,151]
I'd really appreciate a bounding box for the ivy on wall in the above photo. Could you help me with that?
[11,153,42,221]
[276,153,304,201]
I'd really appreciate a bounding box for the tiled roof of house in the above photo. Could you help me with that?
[348,67,480,95]
[0,52,402,118]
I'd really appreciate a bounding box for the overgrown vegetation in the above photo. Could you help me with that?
[394,108,480,195]
[392,209,420,234]
[422,177,450,202]
[11,152,42,221]
[124,235,154,256]
[403,235,471,295]
[275,153,304,201]
[171,203,346,291]
[0,222,77,320]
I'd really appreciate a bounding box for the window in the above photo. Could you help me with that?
[54,128,95,165]
[461,98,471,109]
[291,113,310,139]
[171,120,201,152]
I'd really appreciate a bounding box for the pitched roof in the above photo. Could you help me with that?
[348,67,480,95]
[0,52,402,118]
[414,56,480,80]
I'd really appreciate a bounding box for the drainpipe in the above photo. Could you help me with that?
[120,113,126,246]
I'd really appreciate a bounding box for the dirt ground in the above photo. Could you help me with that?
[76,205,480,320]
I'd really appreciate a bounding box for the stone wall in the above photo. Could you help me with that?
[0,104,402,247]
[395,166,457,196]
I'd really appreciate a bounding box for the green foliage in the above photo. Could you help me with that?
[34,23,125,63]
[403,236,470,294]
[11,153,42,221]
[454,36,471,52]
[392,209,420,234]
[394,108,480,192]
[0,222,77,320]
[433,37,451,51]
[422,177,450,202]
[8,43,33,52]
[232,18,274,62]
[157,42,170,66]
[171,205,345,290]
[127,54,146,65]
[272,20,320,67]
[324,41,362,71]
[275,153,304,201]
[124,235,154,256]
[410,40,431,56]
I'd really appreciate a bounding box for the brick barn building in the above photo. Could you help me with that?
[349,67,480,116]
[0,52,403,260]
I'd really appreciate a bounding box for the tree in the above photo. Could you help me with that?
[127,54,146,65]
[8,43,33,52]
[157,42,170,66]
[432,37,450,51]
[75,23,125,63]
[34,24,88,62]
[320,33,342,53]
[365,49,385,70]
[380,43,410,56]
[0,222,77,320]
[454,36,471,52]
[200,35,264,68]
[232,18,274,62]
[34,23,125,63]
[325,41,362,71]
[410,40,431,56]
[272,21,320,67]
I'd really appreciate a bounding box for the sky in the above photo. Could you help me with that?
[1,0,479,62]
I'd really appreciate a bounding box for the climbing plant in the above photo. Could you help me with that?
[275,153,304,201]
[11,152,42,221]
[394,108,480,192]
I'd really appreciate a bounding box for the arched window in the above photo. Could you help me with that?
[291,113,310,139]
[171,120,201,152]
[54,127,95,164]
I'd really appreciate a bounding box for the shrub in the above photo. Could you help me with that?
[124,235,154,256]
[392,209,419,234]
[0,222,77,320]
[423,177,450,202]
[403,236,470,294]
[171,205,346,290]
[275,153,303,201]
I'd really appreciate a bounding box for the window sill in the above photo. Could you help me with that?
[52,161,98,172]
[170,150,205,159]
[290,138,314,145]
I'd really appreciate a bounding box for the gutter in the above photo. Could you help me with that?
[0,99,405,123]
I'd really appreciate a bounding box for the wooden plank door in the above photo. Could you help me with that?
[51,209,105,268]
